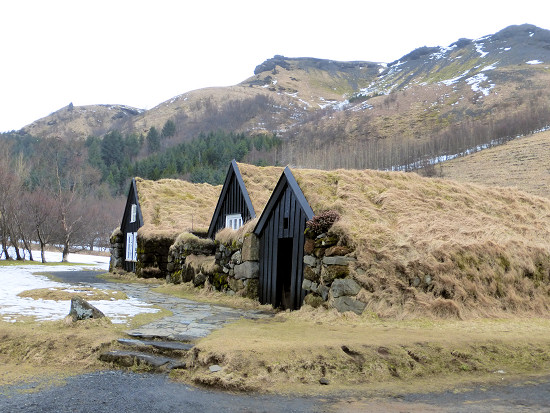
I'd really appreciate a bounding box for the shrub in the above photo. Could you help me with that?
[306,210,341,236]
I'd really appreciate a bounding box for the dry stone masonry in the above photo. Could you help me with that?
[301,231,366,315]
[165,232,261,299]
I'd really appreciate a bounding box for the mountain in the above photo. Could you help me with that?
[23,103,144,141]
[18,24,550,173]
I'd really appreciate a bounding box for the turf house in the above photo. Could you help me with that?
[110,163,550,319]
[110,177,221,277]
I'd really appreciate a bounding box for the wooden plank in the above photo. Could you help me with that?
[284,186,291,238]
[259,235,265,303]
[270,216,278,305]
[290,206,301,309]
[296,210,306,308]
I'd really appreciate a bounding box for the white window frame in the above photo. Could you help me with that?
[126,232,138,262]
[130,204,137,223]
[225,213,243,230]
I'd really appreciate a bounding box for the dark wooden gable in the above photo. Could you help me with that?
[120,178,143,272]
[253,167,314,310]
[207,160,256,239]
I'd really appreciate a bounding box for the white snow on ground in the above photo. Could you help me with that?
[440,70,471,86]
[526,60,543,65]
[0,250,158,324]
[430,45,457,60]
[474,42,489,58]
[466,73,494,96]
[481,63,498,71]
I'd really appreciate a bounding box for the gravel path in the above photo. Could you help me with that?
[0,371,320,413]
[2,371,550,412]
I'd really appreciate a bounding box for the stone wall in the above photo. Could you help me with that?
[166,233,217,285]
[136,233,178,278]
[215,233,260,299]
[301,232,366,315]
[166,232,261,299]
[109,228,124,272]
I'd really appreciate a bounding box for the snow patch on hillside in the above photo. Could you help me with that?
[430,45,457,60]
[474,42,489,58]
[526,60,543,65]
[440,70,471,86]
[466,73,494,96]
[481,63,498,71]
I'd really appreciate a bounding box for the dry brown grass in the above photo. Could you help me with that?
[17,287,127,301]
[288,166,550,319]
[135,177,221,238]
[0,307,171,387]
[174,310,550,395]
[236,163,283,215]
[440,130,550,199]
[152,281,274,311]
[0,318,118,387]
[214,218,258,245]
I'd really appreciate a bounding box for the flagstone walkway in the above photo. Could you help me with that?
[51,271,272,340]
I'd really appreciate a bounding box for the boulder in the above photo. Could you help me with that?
[69,296,105,321]
[193,272,208,287]
[304,265,320,283]
[242,234,260,261]
[303,255,317,267]
[318,285,330,301]
[325,246,353,257]
[330,278,361,298]
[322,256,356,266]
[231,250,242,264]
[304,238,315,255]
[228,277,244,292]
[243,278,259,299]
[332,296,366,315]
[321,265,349,284]
[234,261,259,280]
[304,293,325,308]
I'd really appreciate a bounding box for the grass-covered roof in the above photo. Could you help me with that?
[236,162,283,216]
[286,167,550,319]
[135,177,221,238]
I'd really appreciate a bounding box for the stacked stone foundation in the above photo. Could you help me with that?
[301,231,366,315]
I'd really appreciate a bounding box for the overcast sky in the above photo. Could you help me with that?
[1,0,549,132]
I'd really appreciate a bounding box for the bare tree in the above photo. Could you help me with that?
[26,190,58,263]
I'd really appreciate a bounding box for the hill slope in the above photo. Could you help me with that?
[439,129,550,198]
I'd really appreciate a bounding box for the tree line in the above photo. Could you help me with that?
[0,127,280,262]
[281,95,550,172]
[0,135,122,262]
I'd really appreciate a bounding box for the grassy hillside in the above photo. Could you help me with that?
[439,130,550,199]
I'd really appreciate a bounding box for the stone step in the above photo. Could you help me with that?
[99,350,186,372]
[117,338,194,352]
[126,331,198,343]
